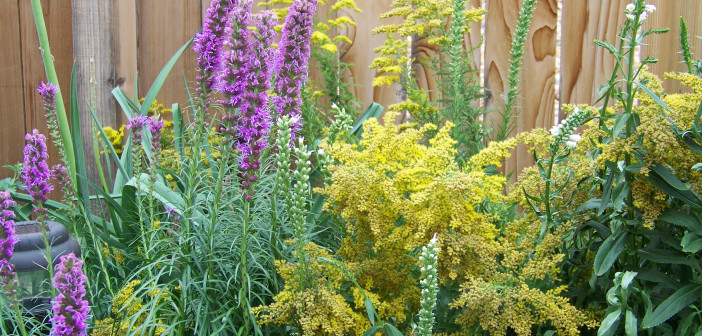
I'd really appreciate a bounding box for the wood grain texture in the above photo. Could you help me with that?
[0,0,26,177]
[339,1,404,113]
[560,0,628,111]
[137,0,201,108]
[484,0,557,181]
[19,0,73,186]
[114,0,139,124]
[643,0,702,94]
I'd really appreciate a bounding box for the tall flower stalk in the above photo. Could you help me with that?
[272,0,318,139]
[51,253,90,336]
[414,233,439,336]
[22,129,57,296]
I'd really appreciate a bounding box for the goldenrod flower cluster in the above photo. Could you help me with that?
[259,0,360,53]
[370,0,485,87]
[451,214,598,336]
[90,280,173,336]
[316,112,507,323]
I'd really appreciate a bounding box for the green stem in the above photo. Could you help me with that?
[30,0,76,185]
[241,200,251,333]
[11,303,28,336]
[37,201,55,299]
[624,19,641,220]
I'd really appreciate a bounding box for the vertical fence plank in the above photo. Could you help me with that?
[19,0,73,182]
[644,0,702,94]
[114,0,139,124]
[138,0,201,108]
[339,1,403,112]
[560,0,628,111]
[485,0,557,181]
[0,0,27,177]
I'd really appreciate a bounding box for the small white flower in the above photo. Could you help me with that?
[645,4,656,13]
[317,148,325,155]
[331,103,339,110]
[626,13,636,21]
[566,140,577,148]
[550,125,561,136]
[568,134,581,142]
[640,11,648,21]
[626,3,635,12]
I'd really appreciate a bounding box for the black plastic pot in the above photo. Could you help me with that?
[9,221,81,315]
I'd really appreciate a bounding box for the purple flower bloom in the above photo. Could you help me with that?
[272,0,318,139]
[216,1,254,110]
[126,115,163,154]
[0,191,19,299]
[37,82,59,112]
[22,129,53,215]
[216,2,277,194]
[148,116,165,154]
[194,0,237,107]
[51,253,90,336]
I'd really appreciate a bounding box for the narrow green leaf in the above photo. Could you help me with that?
[365,297,375,326]
[598,308,622,336]
[363,325,382,336]
[352,103,384,138]
[594,232,629,276]
[650,163,690,191]
[69,63,90,214]
[613,113,630,138]
[172,103,185,158]
[647,165,702,208]
[625,310,637,336]
[639,248,695,266]
[641,284,702,328]
[383,324,404,336]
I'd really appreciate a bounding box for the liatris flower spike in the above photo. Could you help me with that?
[193,0,236,104]
[272,0,318,139]
[22,129,53,217]
[0,190,19,300]
[51,253,90,336]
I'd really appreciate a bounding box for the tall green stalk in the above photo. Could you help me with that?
[494,0,538,142]
[30,0,76,184]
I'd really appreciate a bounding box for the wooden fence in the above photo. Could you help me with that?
[1,0,701,182]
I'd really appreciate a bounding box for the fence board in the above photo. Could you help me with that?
[339,1,403,112]
[485,0,557,180]
[18,0,73,179]
[644,0,702,94]
[137,0,201,109]
[0,0,26,179]
[114,0,139,125]
[560,0,628,111]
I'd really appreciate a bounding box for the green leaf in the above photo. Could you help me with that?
[365,297,375,326]
[613,113,630,138]
[382,324,404,336]
[646,164,702,208]
[172,103,185,158]
[681,232,702,253]
[658,210,702,235]
[625,310,637,336]
[352,103,384,138]
[69,63,91,214]
[363,325,382,336]
[650,163,690,191]
[641,284,702,328]
[594,232,629,276]
[639,248,695,267]
[598,308,622,336]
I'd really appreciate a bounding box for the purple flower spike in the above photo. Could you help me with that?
[0,191,18,299]
[37,82,59,112]
[51,253,90,336]
[273,0,318,139]
[216,1,254,109]
[194,0,237,107]
[22,129,53,214]
[148,116,165,154]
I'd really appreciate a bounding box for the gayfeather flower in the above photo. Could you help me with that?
[125,115,150,145]
[272,0,318,139]
[0,191,19,299]
[51,253,90,336]
[193,0,236,107]
[235,10,277,194]
[22,129,53,216]
[216,1,254,111]
[148,116,165,154]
